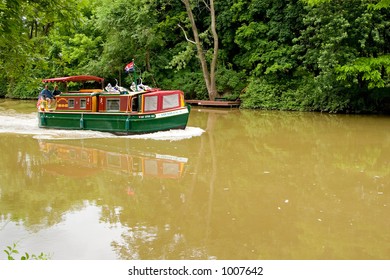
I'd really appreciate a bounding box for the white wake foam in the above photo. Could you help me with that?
[0,111,204,141]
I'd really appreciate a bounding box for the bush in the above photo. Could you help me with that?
[240,78,282,109]
[216,66,246,99]
[6,77,42,99]
[240,74,357,112]
[159,70,208,100]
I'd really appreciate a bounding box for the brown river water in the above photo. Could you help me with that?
[0,99,389,260]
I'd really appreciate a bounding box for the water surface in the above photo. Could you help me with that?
[0,99,389,259]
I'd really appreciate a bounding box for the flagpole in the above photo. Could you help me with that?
[132,59,137,90]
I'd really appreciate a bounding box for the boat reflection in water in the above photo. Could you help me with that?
[38,141,188,181]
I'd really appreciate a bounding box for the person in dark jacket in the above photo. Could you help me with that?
[52,85,61,96]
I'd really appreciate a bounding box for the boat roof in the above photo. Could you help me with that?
[42,75,104,83]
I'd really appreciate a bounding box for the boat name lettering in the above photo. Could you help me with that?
[155,108,189,119]
[139,114,155,119]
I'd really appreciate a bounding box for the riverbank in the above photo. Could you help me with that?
[1,96,390,114]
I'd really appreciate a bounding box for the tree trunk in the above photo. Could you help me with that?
[43,22,53,36]
[209,0,219,101]
[145,49,157,87]
[29,21,34,39]
[182,0,218,101]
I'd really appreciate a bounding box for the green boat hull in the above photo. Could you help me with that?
[38,105,191,134]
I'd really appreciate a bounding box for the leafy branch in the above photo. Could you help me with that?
[3,243,49,260]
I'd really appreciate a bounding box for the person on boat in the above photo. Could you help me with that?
[39,84,54,99]
[52,85,61,96]
[38,84,55,108]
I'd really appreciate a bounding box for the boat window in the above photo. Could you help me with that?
[162,94,180,109]
[144,95,158,112]
[80,99,87,109]
[68,99,75,108]
[106,99,120,111]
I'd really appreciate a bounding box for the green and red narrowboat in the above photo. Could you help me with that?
[37,75,191,134]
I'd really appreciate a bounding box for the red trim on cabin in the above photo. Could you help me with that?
[56,96,92,111]
[98,95,131,112]
[142,90,183,113]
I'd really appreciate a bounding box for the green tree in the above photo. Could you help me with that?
[295,0,390,111]
[233,0,303,77]
[1,0,389,112]
[0,0,85,98]
[46,0,102,77]
[90,0,183,86]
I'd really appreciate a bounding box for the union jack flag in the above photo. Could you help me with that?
[124,61,134,72]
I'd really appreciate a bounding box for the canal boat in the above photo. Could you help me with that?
[37,75,191,134]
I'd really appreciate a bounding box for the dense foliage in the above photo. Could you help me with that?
[0,0,389,112]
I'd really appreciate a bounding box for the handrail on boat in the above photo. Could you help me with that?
[37,99,56,112]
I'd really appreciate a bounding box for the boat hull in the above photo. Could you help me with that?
[38,106,190,134]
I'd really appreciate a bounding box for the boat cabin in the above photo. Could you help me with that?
[41,76,185,114]
[53,90,185,114]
